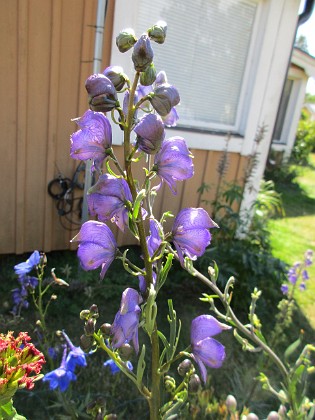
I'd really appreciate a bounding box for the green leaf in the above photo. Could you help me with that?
[284,336,302,361]
[0,399,27,420]
[132,189,146,221]
[157,254,173,292]
[136,345,146,387]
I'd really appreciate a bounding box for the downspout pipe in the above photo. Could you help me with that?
[82,0,108,223]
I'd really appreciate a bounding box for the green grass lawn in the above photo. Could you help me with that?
[268,154,315,327]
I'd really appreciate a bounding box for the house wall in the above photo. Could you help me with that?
[0,0,300,254]
[0,0,115,254]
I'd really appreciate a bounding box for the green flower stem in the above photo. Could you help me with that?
[93,332,151,400]
[186,265,289,380]
[123,72,159,419]
[149,324,161,420]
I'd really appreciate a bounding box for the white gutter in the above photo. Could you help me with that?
[82,0,108,223]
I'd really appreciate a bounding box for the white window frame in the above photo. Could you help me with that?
[110,0,262,136]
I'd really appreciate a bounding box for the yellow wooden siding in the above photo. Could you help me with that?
[0,1,248,254]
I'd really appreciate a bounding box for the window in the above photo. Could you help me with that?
[135,0,258,132]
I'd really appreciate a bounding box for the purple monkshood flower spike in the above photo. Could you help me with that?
[42,345,77,392]
[87,174,133,232]
[14,251,41,276]
[154,137,194,194]
[62,331,87,371]
[172,208,218,266]
[191,315,231,383]
[103,358,133,374]
[70,110,112,172]
[111,288,142,354]
[71,221,117,280]
[134,114,165,155]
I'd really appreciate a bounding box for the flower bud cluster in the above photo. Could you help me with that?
[0,331,45,403]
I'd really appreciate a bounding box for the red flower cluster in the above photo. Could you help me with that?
[0,331,45,398]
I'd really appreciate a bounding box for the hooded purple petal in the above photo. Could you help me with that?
[147,219,163,257]
[85,73,118,112]
[70,110,112,170]
[191,315,231,344]
[191,315,230,383]
[172,208,218,264]
[134,114,165,154]
[154,137,194,194]
[150,83,180,116]
[71,221,117,279]
[111,288,142,354]
[87,174,132,232]
[161,107,179,127]
[132,34,154,72]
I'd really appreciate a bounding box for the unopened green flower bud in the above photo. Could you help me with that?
[80,309,90,320]
[278,405,287,417]
[148,21,167,44]
[89,304,99,318]
[84,318,96,336]
[140,63,156,86]
[116,28,137,53]
[118,343,133,361]
[225,394,237,413]
[177,359,193,376]
[100,323,112,337]
[188,373,201,394]
[132,34,154,72]
[164,375,176,393]
[267,412,279,420]
[80,334,94,352]
[103,66,128,91]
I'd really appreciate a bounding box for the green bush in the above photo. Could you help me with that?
[292,113,315,164]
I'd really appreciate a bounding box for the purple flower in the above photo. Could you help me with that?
[161,107,179,127]
[42,346,77,392]
[85,73,118,112]
[191,315,230,383]
[62,331,87,371]
[87,174,132,232]
[150,83,180,117]
[111,288,142,354]
[134,114,165,154]
[299,282,306,291]
[172,208,218,265]
[147,219,163,257]
[281,284,289,295]
[138,271,157,294]
[302,269,309,281]
[123,90,139,120]
[103,66,128,91]
[132,34,154,72]
[14,251,41,276]
[287,268,297,284]
[70,110,112,171]
[154,137,194,194]
[304,249,313,266]
[103,358,133,374]
[71,221,117,279]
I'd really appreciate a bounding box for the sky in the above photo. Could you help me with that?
[297,1,315,93]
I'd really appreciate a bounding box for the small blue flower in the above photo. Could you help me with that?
[14,251,41,275]
[43,346,77,392]
[281,284,289,295]
[103,358,133,375]
[62,331,87,371]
